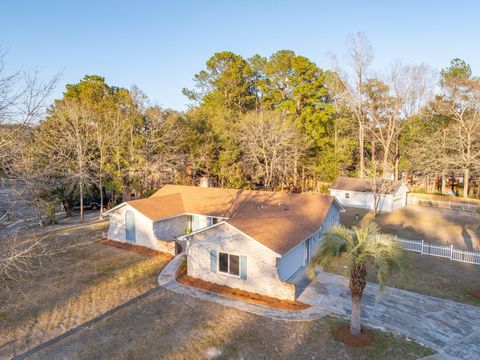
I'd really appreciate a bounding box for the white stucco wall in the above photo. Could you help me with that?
[186,223,295,301]
[191,214,210,231]
[330,189,394,212]
[107,204,175,254]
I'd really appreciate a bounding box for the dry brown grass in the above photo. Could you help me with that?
[325,251,480,307]
[338,206,480,306]
[0,221,170,358]
[341,206,480,250]
[175,258,309,311]
[26,288,434,360]
[97,238,173,260]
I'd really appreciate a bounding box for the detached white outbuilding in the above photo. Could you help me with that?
[329,177,408,213]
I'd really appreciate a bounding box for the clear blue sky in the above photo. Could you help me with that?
[2,0,479,111]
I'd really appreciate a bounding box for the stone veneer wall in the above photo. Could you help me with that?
[186,223,296,301]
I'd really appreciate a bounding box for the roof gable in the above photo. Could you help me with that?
[330,177,405,195]
[127,193,184,221]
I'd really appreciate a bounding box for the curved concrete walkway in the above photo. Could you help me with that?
[159,255,480,359]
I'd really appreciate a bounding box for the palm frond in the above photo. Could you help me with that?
[308,225,351,276]
[308,221,409,289]
[364,233,409,288]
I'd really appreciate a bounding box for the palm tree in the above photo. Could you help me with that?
[308,222,408,336]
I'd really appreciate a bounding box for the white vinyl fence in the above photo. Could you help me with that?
[408,195,480,213]
[394,237,480,265]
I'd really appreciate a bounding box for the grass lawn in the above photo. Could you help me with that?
[341,205,480,250]
[324,251,480,307]
[26,288,434,360]
[0,221,171,358]
[339,205,480,306]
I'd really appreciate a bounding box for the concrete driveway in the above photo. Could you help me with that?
[297,270,480,359]
[160,256,480,360]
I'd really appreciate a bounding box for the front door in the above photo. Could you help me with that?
[125,210,136,243]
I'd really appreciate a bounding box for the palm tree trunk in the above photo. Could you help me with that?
[351,294,362,336]
[349,263,367,336]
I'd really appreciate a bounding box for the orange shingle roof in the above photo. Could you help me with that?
[127,185,338,255]
[127,193,184,221]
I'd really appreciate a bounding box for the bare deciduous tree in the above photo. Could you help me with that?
[364,63,434,179]
[34,100,96,222]
[238,110,307,189]
[432,77,480,198]
[0,47,59,225]
[330,32,373,178]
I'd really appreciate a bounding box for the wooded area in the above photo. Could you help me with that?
[1,33,480,224]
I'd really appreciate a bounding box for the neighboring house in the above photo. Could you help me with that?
[329,177,408,213]
[104,184,344,300]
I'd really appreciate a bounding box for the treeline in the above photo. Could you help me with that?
[1,34,480,223]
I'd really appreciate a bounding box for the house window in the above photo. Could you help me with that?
[212,218,219,225]
[345,192,350,199]
[218,252,240,276]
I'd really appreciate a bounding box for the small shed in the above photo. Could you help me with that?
[329,177,408,213]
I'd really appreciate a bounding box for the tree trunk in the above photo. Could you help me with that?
[301,166,305,193]
[464,168,469,199]
[350,294,362,336]
[99,180,104,219]
[394,144,400,181]
[349,263,367,336]
[371,137,375,163]
[293,152,298,190]
[79,182,84,222]
[358,124,365,178]
[441,170,446,194]
[382,152,389,179]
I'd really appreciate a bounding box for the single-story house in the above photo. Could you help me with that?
[104,185,344,300]
[329,177,408,213]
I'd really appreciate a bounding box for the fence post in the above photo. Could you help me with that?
[421,240,424,255]
[450,244,454,260]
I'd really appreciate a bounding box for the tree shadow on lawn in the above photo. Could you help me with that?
[19,286,435,360]
[341,206,480,250]
[0,242,169,358]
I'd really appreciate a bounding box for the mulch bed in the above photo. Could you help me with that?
[97,239,173,260]
[175,259,310,311]
[335,325,373,347]
[470,289,480,298]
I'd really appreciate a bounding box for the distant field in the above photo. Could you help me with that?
[341,205,480,250]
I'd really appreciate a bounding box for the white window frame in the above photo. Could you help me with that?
[218,252,242,278]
